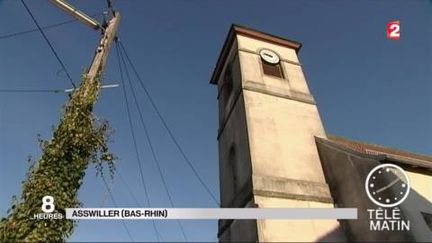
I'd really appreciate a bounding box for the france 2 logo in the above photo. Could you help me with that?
[386,20,400,40]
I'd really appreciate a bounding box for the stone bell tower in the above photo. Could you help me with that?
[210,25,346,242]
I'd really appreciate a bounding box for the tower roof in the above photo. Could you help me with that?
[210,24,302,85]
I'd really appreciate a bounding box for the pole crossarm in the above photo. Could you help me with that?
[49,0,101,30]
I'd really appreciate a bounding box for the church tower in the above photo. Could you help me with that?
[210,25,346,242]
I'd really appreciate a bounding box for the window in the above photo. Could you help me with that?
[262,62,284,78]
[222,63,233,101]
[228,146,238,191]
[422,212,432,231]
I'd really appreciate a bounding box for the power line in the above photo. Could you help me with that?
[116,169,141,206]
[105,168,167,241]
[20,0,76,89]
[98,180,110,207]
[115,42,161,242]
[115,169,165,241]
[0,89,63,93]
[0,13,102,41]
[101,176,135,242]
[0,84,117,94]
[118,40,219,206]
[118,44,188,242]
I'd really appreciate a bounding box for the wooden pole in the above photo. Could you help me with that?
[77,12,120,98]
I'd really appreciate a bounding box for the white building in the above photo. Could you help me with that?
[210,25,432,242]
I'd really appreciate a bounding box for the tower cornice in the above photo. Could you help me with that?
[210,24,302,85]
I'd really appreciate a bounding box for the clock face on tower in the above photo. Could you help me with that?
[259,49,280,64]
[365,163,410,208]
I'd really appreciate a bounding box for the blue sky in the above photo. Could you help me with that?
[0,0,431,242]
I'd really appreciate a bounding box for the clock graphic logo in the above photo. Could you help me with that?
[365,163,410,208]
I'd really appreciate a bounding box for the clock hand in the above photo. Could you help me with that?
[376,178,401,194]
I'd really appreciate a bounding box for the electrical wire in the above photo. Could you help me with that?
[101,176,135,242]
[20,0,76,89]
[118,43,188,242]
[118,40,219,206]
[116,169,141,206]
[115,42,161,242]
[0,13,103,41]
[116,169,165,241]
[0,89,63,93]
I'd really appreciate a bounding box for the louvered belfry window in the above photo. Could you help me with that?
[262,61,283,78]
[222,63,233,100]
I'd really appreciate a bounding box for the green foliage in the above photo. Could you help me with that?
[0,73,115,242]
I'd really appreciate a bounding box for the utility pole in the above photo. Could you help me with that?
[0,1,120,241]
[50,0,120,97]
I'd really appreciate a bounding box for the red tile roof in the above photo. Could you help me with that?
[327,135,432,163]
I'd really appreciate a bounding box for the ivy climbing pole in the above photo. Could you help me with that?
[0,6,120,242]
